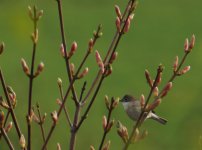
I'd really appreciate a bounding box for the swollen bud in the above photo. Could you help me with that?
[123,18,131,33]
[51,111,58,125]
[35,62,44,77]
[147,99,161,111]
[116,17,121,33]
[145,69,153,88]
[173,56,179,72]
[57,78,62,87]
[95,50,105,74]
[109,52,118,64]
[69,41,78,58]
[70,63,75,76]
[21,58,30,76]
[19,134,26,149]
[102,115,107,130]
[88,38,94,52]
[184,38,189,52]
[78,67,89,79]
[115,5,122,19]
[179,66,191,75]
[5,122,13,133]
[189,34,195,50]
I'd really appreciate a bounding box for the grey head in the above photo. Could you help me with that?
[120,94,137,103]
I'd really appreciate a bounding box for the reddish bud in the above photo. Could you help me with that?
[69,41,77,58]
[88,38,94,52]
[123,18,131,33]
[156,72,162,86]
[105,65,113,77]
[147,99,161,111]
[189,34,195,50]
[107,120,115,131]
[35,62,44,77]
[161,82,172,98]
[95,50,105,74]
[21,58,30,76]
[116,17,121,33]
[184,38,189,52]
[117,121,129,143]
[145,70,153,87]
[5,122,13,133]
[78,67,89,79]
[179,66,191,75]
[173,56,179,72]
[115,5,122,19]
[109,52,118,64]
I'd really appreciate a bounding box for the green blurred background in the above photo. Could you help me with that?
[0,0,202,149]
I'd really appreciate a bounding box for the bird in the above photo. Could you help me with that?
[120,94,167,125]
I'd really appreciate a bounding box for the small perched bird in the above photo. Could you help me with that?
[120,94,167,125]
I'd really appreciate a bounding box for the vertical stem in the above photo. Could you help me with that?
[69,105,81,150]
[56,0,79,103]
[27,33,37,150]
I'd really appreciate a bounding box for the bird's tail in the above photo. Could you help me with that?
[150,113,168,125]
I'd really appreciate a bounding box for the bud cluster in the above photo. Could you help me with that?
[117,121,129,143]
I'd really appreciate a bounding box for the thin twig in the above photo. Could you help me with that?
[80,81,87,102]
[36,104,47,150]
[58,83,72,127]
[0,69,22,138]
[0,128,14,150]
